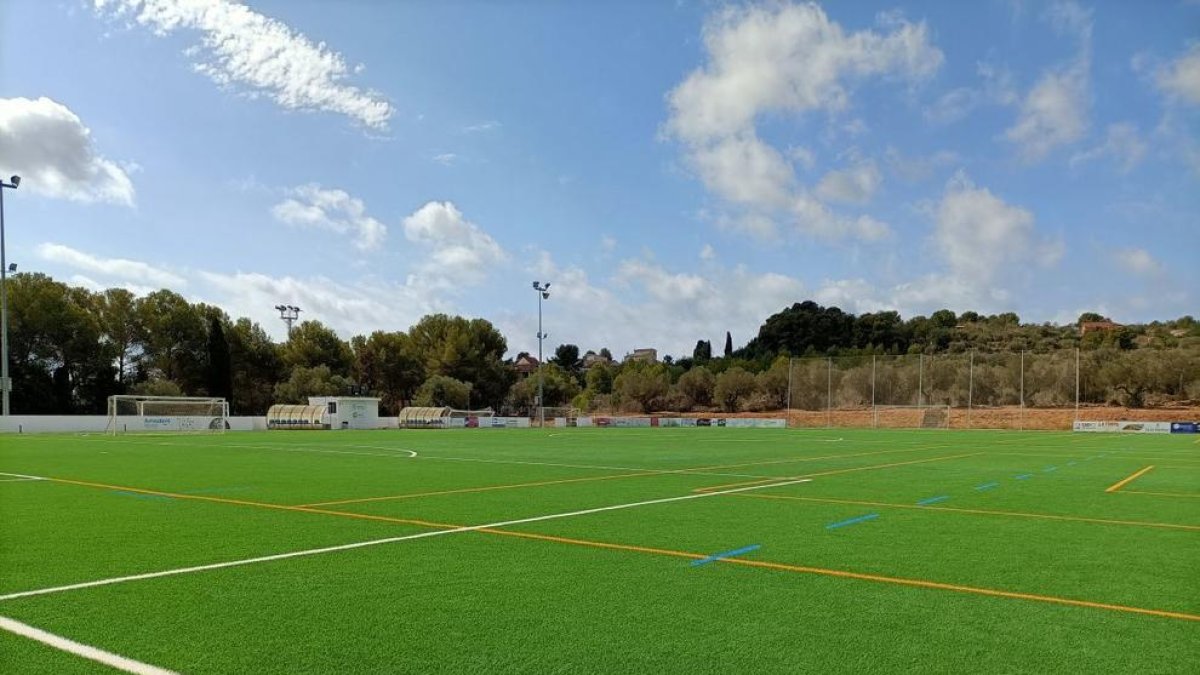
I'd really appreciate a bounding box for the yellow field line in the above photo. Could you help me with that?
[19,473,1200,623]
[1117,490,1200,499]
[731,493,1200,532]
[693,453,982,493]
[1105,466,1155,493]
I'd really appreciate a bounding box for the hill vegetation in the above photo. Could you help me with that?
[6,273,1198,416]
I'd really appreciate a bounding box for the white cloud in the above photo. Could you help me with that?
[1069,122,1147,172]
[402,201,506,289]
[933,171,1060,285]
[884,146,958,182]
[601,235,617,253]
[665,2,940,240]
[37,242,185,287]
[791,193,890,241]
[699,244,716,261]
[271,184,387,251]
[1112,247,1162,276]
[0,97,134,205]
[94,0,393,129]
[815,160,882,204]
[1004,1,1092,162]
[500,250,803,357]
[1154,43,1200,106]
[432,153,458,166]
[199,271,444,339]
[923,61,1017,124]
[462,120,501,133]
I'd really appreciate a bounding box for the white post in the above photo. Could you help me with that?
[967,351,974,429]
[918,353,924,407]
[870,354,877,429]
[1074,347,1080,424]
[1019,350,1025,432]
[785,357,793,426]
[826,357,833,428]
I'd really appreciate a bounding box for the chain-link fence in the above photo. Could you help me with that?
[784,349,1200,429]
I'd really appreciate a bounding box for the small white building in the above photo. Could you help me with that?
[308,396,381,430]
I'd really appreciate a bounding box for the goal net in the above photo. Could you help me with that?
[106,395,229,435]
[871,404,951,429]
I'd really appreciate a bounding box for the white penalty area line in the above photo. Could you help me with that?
[0,477,811,603]
[0,472,48,482]
[0,615,178,675]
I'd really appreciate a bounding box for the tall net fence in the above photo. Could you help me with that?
[784,349,1200,429]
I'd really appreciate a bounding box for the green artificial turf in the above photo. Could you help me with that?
[1,428,1197,673]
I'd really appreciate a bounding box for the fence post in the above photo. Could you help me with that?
[870,354,877,429]
[1074,347,1080,426]
[967,351,974,429]
[785,357,793,427]
[826,357,833,428]
[1019,350,1025,432]
[918,353,924,407]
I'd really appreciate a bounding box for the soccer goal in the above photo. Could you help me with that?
[106,395,229,435]
[871,404,951,429]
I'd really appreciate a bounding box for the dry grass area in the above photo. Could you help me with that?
[667,406,1200,430]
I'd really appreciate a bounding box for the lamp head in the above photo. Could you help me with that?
[542,292,550,300]
[7,263,15,273]
[8,175,18,188]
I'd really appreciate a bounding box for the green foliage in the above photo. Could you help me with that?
[205,317,233,402]
[612,363,669,412]
[129,378,184,397]
[414,374,473,409]
[408,314,512,408]
[507,364,580,409]
[755,357,791,409]
[281,321,354,376]
[713,366,757,412]
[551,344,581,373]
[692,340,712,362]
[353,331,425,415]
[273,365,354,403]
[227,319,283,415]
[676,366,715,407]
[585,363,614,394]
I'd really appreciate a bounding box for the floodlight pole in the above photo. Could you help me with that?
[275,304,301,337]
[533,281,551,427]
[0,175,19,417]
[785,357,793,426]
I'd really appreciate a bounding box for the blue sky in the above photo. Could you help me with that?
[1,0,1197,358]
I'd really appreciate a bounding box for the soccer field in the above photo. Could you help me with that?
[1,428,1197,673]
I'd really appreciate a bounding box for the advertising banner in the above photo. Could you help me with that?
[1074,420,1171,433]
[1170,422,1199,434]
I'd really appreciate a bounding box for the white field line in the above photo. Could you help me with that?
[0,477,811,603]
[0,615,178,675]
[0,472,47,481]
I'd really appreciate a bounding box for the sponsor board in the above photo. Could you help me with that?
[1073,420,1171,434]
[1170,422,1199,434]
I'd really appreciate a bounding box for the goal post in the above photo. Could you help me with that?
[106,395,229,435]
[871,404,951,429]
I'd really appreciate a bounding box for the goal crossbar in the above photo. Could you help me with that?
[106,395,229,435]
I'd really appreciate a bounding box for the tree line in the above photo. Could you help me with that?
[6,274,1198,416]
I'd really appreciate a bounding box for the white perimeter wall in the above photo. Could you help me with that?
[0,416,267,434]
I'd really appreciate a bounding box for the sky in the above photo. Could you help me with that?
[0,0,1197,359]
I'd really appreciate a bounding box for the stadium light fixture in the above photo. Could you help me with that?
[532,281,552,428]
[276,304,302,337]
[0,174,21,416]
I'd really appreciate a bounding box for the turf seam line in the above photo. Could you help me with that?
[0,476,812,603]
[825,513,879,529]
[1105,465,1155,493]
[690,544,761,567]
[693,452,982,493]
[732,493,1200,531]
[0,615,178,675]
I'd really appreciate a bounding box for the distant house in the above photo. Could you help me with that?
[513,354,540,377]
[624,348,658,364]
[1079,320,1121,336]
[582,350,612,369]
